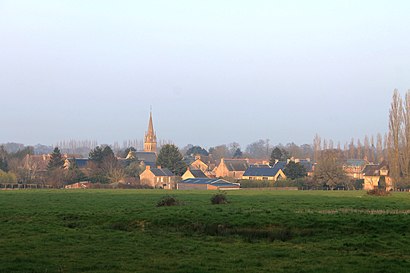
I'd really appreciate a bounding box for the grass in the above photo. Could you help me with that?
[0,189,410,272]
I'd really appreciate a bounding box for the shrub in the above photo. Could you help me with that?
[211,192,228,205]
[367,189,390,196]
[156,195,179,207]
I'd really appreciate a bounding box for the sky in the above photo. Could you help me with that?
[1,0,410,149]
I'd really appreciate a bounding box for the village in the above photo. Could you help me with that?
[0,110,396,192]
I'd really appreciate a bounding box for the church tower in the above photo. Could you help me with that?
[144,111,157,153]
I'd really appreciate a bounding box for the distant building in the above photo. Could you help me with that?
[362,162,392,191]
[189,155,216,178]
[64,158,89,169]
[343,159,368,179]
[139,166,175,189]
[181,167,207,180]
[242,161,287,181]
[214,158,249,179]
[177,178,240,190]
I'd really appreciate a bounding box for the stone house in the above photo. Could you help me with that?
[362,162,392,190]
[214,158,249,179]
[139,166,175,189]
[181,167,207,180]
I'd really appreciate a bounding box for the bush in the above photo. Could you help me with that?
[156,195,179,207]
[367,189,390,196]
[211,192,228,205]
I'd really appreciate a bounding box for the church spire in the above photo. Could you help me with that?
[144,110,157,153]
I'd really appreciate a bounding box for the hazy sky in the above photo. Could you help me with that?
[1,1,409,148]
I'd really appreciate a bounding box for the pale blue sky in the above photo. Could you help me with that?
[1,1,409,148]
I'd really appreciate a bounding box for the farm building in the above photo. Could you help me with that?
[177,178,240,190]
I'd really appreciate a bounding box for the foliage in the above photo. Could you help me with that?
[269,147,290,165]
[156,195,179,207]
[210,192,229,204]
[0,170,17,184]
[246,139,269,159]
[47,147,65,170]
[0,157,9,172]
[208,145,230,161]
[122,147,136,158]
[89,146,104,164]
[233,148,243,158]
[284,161,307,180]
[314,149,347,189]
[156,144,186,176]
[186,145,209,156]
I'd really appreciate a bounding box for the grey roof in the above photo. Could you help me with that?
[346,159,367,167]
[363,164,380,176]
[189,169,207,178]
[298,160,313,172]
[223,159,249,172]
[150,168,174,177]
[244,161,286,177]
[135,152,156,167]
[180,178,239,187]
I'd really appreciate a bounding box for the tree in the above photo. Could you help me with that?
[122,147,136,158]
[0,146,9,172]
[89,146,104,165]
[245,139,269,158]
[284,161,307,180]
[208,145,230,161]
[186,146,209,156]
[156,144,186,176]
[233,148,243,158]
[313,149,347,189]
[388,89,403,188]
[47,147,65,170]
[269,147,288,165]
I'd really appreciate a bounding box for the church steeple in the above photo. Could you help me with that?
[144,111,157,153]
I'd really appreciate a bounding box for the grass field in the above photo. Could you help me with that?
[1,189,410,273]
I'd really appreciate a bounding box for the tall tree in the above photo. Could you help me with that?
[400,90,410,181]
[156,144,186,176]
[313,134,321,162]
[388,89,403,187]
[47,147,65,170]
[233,148,243,158]
[376,133,384,163]
[269,147,288,165]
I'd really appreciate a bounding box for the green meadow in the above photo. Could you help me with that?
[1,190,409,273]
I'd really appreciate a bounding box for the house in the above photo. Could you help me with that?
[343,159,368,179]
[139,166,176,189]
[242,161,287,181]
[292,158,314,177]
[188,155,216,178]
[181,167,207,180]
[214,158,249,179]
[362,162,392,190]
[64,158,89,169]
[177,178,240,190]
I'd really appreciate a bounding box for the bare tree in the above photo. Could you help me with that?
[388,89,403,187]
[313,134,322,162]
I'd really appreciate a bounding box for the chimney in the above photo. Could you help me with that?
[146,165,151,170]
[157,165,161,169]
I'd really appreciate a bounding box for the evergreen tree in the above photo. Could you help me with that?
[186,145,209,156]
[89,146,104,164]
[233,148,243,158]
[156,144,187,176]
[284,161,307,180]
[47,147,65,170]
